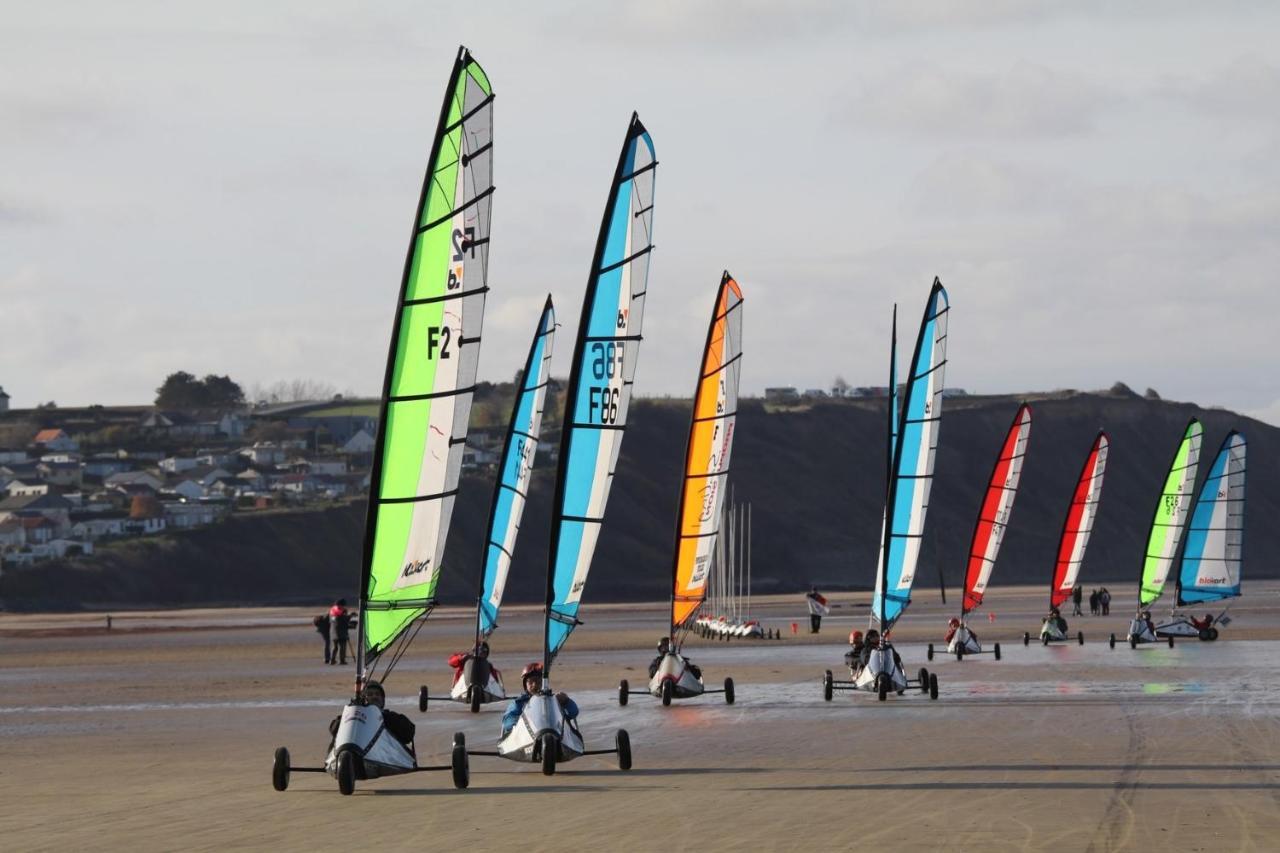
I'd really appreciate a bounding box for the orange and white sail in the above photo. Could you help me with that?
[670,272,744,635]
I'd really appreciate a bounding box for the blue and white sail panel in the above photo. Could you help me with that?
[872,280,949,632]
[1178,431,1246,606]
[479,298,556,637]
[547,115,656,659]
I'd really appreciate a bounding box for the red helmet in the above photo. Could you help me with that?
[521,662,543,679]
[848,629,864,644]
[949,618,961,628]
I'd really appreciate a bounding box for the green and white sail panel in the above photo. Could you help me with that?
[360,47,493,659]
[544,114,656,668]
[1178,431,1246,606]
[1138,419,1202,607]
[477,297,555,637]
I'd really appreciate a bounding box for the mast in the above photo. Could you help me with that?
[877,305,897,634]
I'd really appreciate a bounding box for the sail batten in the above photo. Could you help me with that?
[1050,432,1109,609]
[1177,431,1246,606]
[1138,419,1202,607]
[669,273,744,636]
[962,404,1033,615]
[476,298,556,639]
[543,115,657,671]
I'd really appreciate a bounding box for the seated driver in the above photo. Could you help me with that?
[844,629,865,667]
[1190,613,1213,631]
[1140,610,1156,637]
[329,680,416,753]
[944,617,961,644]
[501,663,578,739]
[448,640,499,686]
[1044,607,1068,634]
[648,636,672,678]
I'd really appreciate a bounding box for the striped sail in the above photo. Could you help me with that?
[1050,432,1109,609]
[476,298,556,638]
[962,403,1033,615]
[670,272,744,634]
[1138,419,1202,607]
[872,279,949,632]
[1177,431,1246,606]
[544,114,656,667]
[359,47,493,660]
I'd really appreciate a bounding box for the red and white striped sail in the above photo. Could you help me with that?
[1050,431,1109,609]
[962,404,1032,615]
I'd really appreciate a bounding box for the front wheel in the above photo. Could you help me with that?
[993,643,1002,661]
[822,671,833,702]
[1041,634,1049,646]
[1109,633,1116,649]
[661,680,673,707]
[452,731,466,749]
[724,677,735,705]
[539,733,557,777]
[1077,631,1085,646]
[876,675,888,702]
[1129,634,1137,649]
[917,668,929,694]
[336,751,356,796]
[1167,635,1175,648]
[955,645,964,661]
[451,744,470,789]
[1023,632,1031,646]
[469,685,482,714]
[418,685,429,713]
[1207,627,1219,641]
[927,643,934,661]
[616,729,632,771]
[618,679,629,706]
[272,747,290,792]
[928,672,939,700]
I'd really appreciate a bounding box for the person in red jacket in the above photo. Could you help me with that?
[944,618,961,644]
[448,641,500,686]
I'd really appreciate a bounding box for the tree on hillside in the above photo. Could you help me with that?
[155,372,245,410]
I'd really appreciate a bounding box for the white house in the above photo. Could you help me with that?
[306,457,348,476]
[71,516,128,540]
[37,461,83,488]
[164,502,219,528]
[160,456,199,474]
[6,480,49,497]
[105,470,164,491]
[240,443,286,466]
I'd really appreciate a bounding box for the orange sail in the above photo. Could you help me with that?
[670,272,744,634]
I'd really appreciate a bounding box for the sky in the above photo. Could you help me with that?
[3,1,1278,422]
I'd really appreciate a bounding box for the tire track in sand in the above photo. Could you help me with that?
[1084,704,1146,853]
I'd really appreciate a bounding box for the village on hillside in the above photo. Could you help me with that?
[0,380,563,570]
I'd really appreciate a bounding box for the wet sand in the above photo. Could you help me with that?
[3,584,1279,851]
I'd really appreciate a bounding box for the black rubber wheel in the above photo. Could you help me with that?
[336,751,356,796]
[469,685,482,714]
[661,680,673,707]
[1208,627,1219,641]
[1198,628,1211,641]
[822,671,833,702]
[927,643,934,661]
[955,645,964,661]
[539,733,557,777]
[1041,634,1049,646]
[994,643,1002,661]
[616,729,632,771]
[876,674,888,702]
[272,747,290,792]
[452,731,466,749]
[1109,634,1116,649]
[1077,631,1085,646]
[1129,634,1137,649]
[451,743,470,789]
[618,679,629,706]
[929,673,939,700]
[724,677,735,705]
[418,685,429,713]
[917,667,929,694]
[1167,635,1175,648]
[1023,632,1030,646]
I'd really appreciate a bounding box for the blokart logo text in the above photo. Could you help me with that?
[402,559,431,578]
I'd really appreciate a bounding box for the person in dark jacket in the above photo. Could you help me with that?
[329,599,351,665]
[1071,585,1084,616]
[328,680,416,753]
[314,613,332,663]
[1089,589,1100,616]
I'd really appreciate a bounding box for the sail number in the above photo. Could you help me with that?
[588,341,625,424]
[589,387,620,424]
[428,326,452,359]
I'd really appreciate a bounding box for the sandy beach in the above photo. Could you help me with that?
[3,584,1278,852]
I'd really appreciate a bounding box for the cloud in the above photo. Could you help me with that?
[1159,55,1280,122]
[840,62,1120,138]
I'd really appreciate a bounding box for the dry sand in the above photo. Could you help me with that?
[3,584,1279,851]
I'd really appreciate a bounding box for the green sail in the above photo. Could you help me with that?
[360,47,493,660]
[1138,418,1202,607]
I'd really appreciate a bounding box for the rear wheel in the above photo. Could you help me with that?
[876,674,888,702]
[618,679,629,706]
[452,731,466,749]
[928,673,939,700]
[993,643,1002,661]
[336,751,356,796]
[539,733,557,777]
[1109,633,1116,649]
[1208,627,1219,641]
[1129,634,1137,649]
[418,685,429,713]
[1023,632,1031,646]
[616,729,632,771]
[822,671,833,702]
[469,685,482,713]
[917,667,929,694]
[1041,634,1049,646]
[1077,631,1085,646]
[927,643,934,661]
[1198,628,1211,641]
[272,747,290,791]
[724,677,735,705]
[955,645,964,661]
[1167,635,1175,648]
[661,680,673,707]
[451,743,469,789]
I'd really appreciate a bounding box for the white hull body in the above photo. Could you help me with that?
[1128,619,1159,644]
[496,693,584,764]
[851,647,908,694]
[946,627,982,654]
[449,658,507,703]
[696,616,764,638]
[648,652,705,698]
[1040,622,1068,642]
[324,703,416,779]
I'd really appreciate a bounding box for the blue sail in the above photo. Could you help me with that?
[872,280,949,632]
[544,115,656,667]
[1177,431,1246,606]
[477,297,556,638]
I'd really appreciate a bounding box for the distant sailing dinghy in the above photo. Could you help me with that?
[825,280,948,703]
[619,272,743,707]
[451,298,556,710]
[928,403,1031,662]
[1119,419,1201,649]
[1026,431,1108,647]
[272,46,492,795]
[464,114,654,775]
[1153,431,1245,641]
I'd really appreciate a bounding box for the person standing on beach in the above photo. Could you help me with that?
[1072,585,1083,616]
[1089,589,1099,616]
[314,613,332,663]
[806,586,829,633]
[329,599,351,665]
[1099,588,1111,616]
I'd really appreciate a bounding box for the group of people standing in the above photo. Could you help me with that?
[1066,585,1112,616]
[314,600,353,665]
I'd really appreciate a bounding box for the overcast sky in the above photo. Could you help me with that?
[3,2,1277,423]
